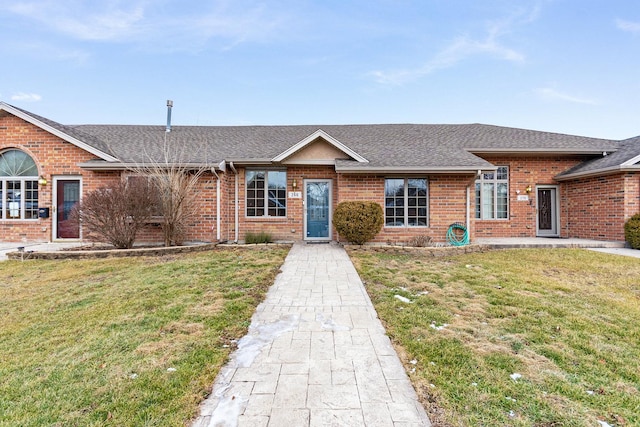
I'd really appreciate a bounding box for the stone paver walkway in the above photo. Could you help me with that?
[193,242,431,427]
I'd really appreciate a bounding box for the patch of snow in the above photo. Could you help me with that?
[206,390,248,427]
[316,313,351,331]
[510,373,522,381]
[234,314,299,368]
[429,322,448,331]
[394,294,412,303]
[409,359,418,365]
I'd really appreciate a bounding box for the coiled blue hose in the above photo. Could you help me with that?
[446,222,469,246]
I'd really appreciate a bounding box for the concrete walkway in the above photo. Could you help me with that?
[193,242,431,427]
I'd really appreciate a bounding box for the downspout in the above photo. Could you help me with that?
[466,170,481,242]
[211,168,221,241]
[229,162,239,243]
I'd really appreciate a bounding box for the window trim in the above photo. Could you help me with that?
[475,166,509,220]
[0,149,39,221]
[384,177,429,228]
[245,169,287,218]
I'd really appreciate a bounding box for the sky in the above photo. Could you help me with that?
[0,0,639,140]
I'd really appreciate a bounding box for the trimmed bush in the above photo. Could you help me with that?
[244,231,273,244]
[624,213,640,249]
[333,201,383,245]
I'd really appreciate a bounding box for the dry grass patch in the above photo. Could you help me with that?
[350,248,640,427]
[0,247,288,426]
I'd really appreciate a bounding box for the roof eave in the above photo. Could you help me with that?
[334,165,491,174]
[0,102,119,162]
[79,161,222,171]
[555,165,640,181]
[467,148,615,155]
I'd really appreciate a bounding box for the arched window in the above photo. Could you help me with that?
[0,149,39,220]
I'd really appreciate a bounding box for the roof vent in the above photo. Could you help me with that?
[166,100,173,133]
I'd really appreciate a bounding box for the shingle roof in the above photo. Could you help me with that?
[556,136,640,179]
[3,102,635,175]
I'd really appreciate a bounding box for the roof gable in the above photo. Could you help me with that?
[0,102,118,162]
[272,129,368,164]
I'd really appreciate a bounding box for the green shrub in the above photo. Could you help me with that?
[624,213,640,249]
[333,201,383,245]
[244,231,273,244]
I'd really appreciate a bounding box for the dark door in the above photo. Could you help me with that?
[537,187,558,236]
[56,180,80,239]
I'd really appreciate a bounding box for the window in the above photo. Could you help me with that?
[246,170,286,217]
[384,178,428,227]
[0,150,39,220]
[475,166,508,220]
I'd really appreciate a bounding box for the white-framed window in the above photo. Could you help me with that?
[0,149,39,220]
[246,170,286,217]
[384,178,428,227]
[475,166,508,220]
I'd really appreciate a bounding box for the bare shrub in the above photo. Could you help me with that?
[72,179,157,249]
[408,235,433,247]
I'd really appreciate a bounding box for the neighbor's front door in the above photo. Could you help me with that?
[537,187,559,237]
[305,179,332,240]
[54,178,81,239]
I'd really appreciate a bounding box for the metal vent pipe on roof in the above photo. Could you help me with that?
[166,100,173,133]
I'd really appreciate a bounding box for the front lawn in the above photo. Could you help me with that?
[0,247,288,426]
[350,248,640,427]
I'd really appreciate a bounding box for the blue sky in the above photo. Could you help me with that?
[1,0,638,139]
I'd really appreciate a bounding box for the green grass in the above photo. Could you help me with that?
[0,247,288,426]
[350,248,640,427]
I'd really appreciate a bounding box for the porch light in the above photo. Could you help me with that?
[38,175,48,186]
[525,185,532,194]
[292,179,297,189]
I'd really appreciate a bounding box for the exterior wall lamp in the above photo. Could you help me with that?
[525,185,532,194]
[291,179,297,190]
[38,175,48,186]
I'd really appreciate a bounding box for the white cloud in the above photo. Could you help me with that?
[11,93,42,102]
[616,19,640,34]
[535,88,596,105]
[0,1,288,50]
[370,7,533,85]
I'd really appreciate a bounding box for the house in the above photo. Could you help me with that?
[1,101,639,245]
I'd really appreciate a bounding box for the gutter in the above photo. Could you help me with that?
[334,166,490,174]
[554,165,640,181]
[229,162,239,243]
[210,168,222,242]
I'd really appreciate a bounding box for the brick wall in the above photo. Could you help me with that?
[338,174,474,244]
[474,155,589,238]
[565,172,639,241]
[0,112,120,242]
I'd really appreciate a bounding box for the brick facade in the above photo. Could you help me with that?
[2,110,638,245]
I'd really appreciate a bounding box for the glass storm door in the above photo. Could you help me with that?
[55,179,80,239]
[537,187,558,237]
[305,180,331,240]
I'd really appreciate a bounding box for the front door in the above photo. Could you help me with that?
[305,179,332,241]
[537,186,559,237]
[54,178,81,239]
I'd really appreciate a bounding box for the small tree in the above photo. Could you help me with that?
[624,213,640,249]
[333,201,384,245]
[72,179,157,249]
